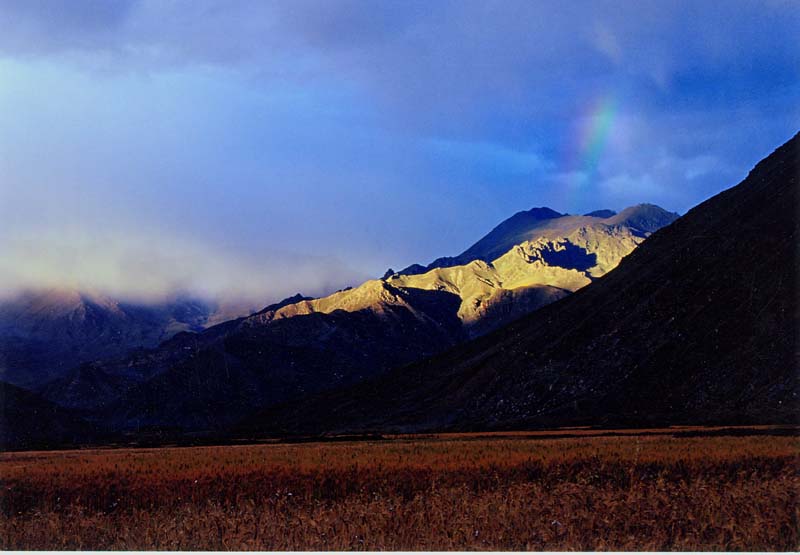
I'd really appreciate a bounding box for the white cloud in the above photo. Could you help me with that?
[0,226,366,304]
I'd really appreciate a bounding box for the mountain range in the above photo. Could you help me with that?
[1,202,677,440]
[243,132,799,434]
[2,132,796,449]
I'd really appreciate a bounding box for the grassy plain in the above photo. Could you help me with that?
[1,428,797,550]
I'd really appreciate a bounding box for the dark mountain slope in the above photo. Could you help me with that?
[246,132,799,434]
[584,209,616,218]
[605,203,681,237]
[454,207,564,263]
[74,287,466,431]
[0,381,101,450]
[38,294,335,411]
[397,207,563,274]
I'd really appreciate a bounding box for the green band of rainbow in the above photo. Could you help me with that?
[562,95,617,211]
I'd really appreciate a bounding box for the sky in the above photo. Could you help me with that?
[0,0,798,304]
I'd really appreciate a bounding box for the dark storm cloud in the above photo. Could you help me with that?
[0,0,135,54]
[1,1,796,130]
[0,0,797,302]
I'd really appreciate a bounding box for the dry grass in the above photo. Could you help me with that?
[1,430,798,550]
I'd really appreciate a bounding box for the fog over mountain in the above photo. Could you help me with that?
[0,229,368,306]
[0,288,256,387]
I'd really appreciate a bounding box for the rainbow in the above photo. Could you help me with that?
[561,95,617,211]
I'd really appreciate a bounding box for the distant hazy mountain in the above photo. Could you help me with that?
[40,203,677,433]
[0,289,254,387]
[249,133,799,434]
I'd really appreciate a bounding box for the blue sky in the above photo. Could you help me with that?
[0,0,798,303]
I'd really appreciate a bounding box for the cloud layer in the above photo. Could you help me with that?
[1,1,797,303]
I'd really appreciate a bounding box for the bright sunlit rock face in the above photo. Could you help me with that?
[246,204,678,336]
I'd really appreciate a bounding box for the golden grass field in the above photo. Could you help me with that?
[1,428,798,550]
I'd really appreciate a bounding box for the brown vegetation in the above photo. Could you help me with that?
[1,429,798,550]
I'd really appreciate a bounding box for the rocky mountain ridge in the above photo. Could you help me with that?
[34,203,677,433]
[264,204,678,338]
[397,203,677,276]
